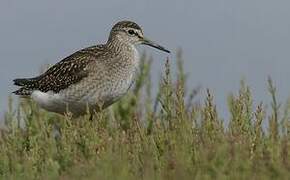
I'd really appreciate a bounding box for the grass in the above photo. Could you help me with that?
[1,52,290,179]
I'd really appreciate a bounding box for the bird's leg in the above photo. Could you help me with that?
[89,113,94,121]
[85,103,94,121]
[109,107,117,128]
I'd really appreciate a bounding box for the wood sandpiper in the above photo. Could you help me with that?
[13,20,170,117]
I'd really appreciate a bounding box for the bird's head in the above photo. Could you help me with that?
[109,20,170,53]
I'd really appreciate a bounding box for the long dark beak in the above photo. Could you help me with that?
[142,37,170,53]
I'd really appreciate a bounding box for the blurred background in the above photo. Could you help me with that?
[1,0,290,119]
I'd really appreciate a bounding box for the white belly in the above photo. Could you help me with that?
[31,91,70,115]
[30,73,135,116]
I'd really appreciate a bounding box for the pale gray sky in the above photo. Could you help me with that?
[1,0,290,119]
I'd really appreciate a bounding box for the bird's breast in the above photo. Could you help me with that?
[54,47,140,112]
[100,49,140,105]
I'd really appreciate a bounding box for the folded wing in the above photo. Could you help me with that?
[13,45,104,95]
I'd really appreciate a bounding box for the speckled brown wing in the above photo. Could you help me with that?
[13,45,104,95]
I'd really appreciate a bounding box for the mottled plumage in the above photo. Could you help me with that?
[13,45,104,95]
[13,20,170,116]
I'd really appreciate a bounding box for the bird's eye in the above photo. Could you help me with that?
[128,30,135,35]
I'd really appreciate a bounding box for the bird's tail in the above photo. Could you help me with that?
[13,78,33,86]
[12,87,32,96]
[13,78,36,96]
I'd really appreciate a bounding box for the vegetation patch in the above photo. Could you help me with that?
[1,53,290,179]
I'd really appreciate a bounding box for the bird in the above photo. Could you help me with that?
[13,20,170,117]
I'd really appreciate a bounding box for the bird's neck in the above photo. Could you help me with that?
[106,35,137,57]
[106,36,140,71]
